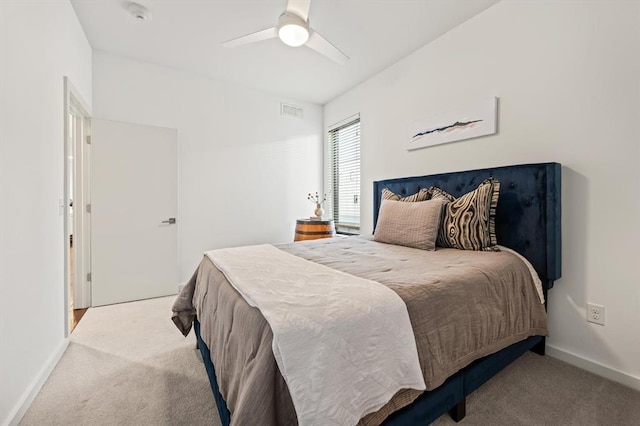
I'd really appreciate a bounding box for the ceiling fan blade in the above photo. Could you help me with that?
[305,30,349,64]
[222,27,278,48]
[286,0,311,21]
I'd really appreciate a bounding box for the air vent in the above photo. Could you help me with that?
[281,102,303,119]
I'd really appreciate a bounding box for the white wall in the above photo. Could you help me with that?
[0,1,92,424]
[324,0,640,387]
[92,52,323,282]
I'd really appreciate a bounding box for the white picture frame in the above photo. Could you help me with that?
[406,97,498,151]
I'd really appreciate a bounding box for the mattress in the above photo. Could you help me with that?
[172,236,547,425]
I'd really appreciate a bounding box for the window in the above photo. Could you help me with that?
[328,115,360,234]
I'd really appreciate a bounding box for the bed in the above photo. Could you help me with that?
[172,162,562,425]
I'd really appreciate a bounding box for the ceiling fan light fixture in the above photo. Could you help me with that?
[222,1,349,64]
[277,12,309,47]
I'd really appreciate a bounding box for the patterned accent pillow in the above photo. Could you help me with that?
[429,178,501,251]
[382,187,429,202]
[428,186,455,203]
[374,199,444,250]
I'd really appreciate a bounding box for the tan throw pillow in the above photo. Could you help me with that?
[430,178,500,251]
[382,187,429,202]
[374,199,443,250]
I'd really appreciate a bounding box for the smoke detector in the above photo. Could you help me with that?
[127,2,152,22]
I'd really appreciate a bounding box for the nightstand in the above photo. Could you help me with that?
[294,219,336,241]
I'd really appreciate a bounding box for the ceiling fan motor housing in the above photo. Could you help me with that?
[277,11,309,47]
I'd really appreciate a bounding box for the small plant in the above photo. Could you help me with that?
[307,192,327,205]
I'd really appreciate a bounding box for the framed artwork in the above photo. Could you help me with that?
[407,97,498,151]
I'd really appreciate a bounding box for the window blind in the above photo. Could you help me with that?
[328,117,360,234]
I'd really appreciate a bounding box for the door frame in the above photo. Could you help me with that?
[63,76,92,337]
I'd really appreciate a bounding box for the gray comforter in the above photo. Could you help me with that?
[172,236,547,425]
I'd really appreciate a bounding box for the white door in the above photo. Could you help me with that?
[91,119,178,306]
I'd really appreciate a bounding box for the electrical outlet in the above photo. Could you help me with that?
[587,303,605,326]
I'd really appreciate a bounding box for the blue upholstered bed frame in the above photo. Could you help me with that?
[194,162,562,425]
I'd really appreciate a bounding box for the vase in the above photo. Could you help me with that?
[314,203,324,218]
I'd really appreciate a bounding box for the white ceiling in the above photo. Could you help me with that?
[71,0,499,105]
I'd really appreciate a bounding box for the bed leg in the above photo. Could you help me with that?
[449,398,466,422]
[531,337,545,356]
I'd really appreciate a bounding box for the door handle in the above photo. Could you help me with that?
[161,218,176,224]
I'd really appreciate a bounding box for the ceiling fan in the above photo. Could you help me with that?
[222,0,349,65]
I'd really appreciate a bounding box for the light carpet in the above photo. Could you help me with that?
[20,296,218,426]
[20,296,640,425]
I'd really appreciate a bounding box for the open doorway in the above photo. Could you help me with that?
[64,77,91,336]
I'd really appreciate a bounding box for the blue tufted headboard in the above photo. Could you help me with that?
[373,163,561,291]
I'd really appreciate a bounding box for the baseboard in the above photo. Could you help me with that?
[546,344,640,391]
[2,338,70,426]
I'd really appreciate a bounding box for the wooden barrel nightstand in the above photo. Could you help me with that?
[294,219,336,241]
